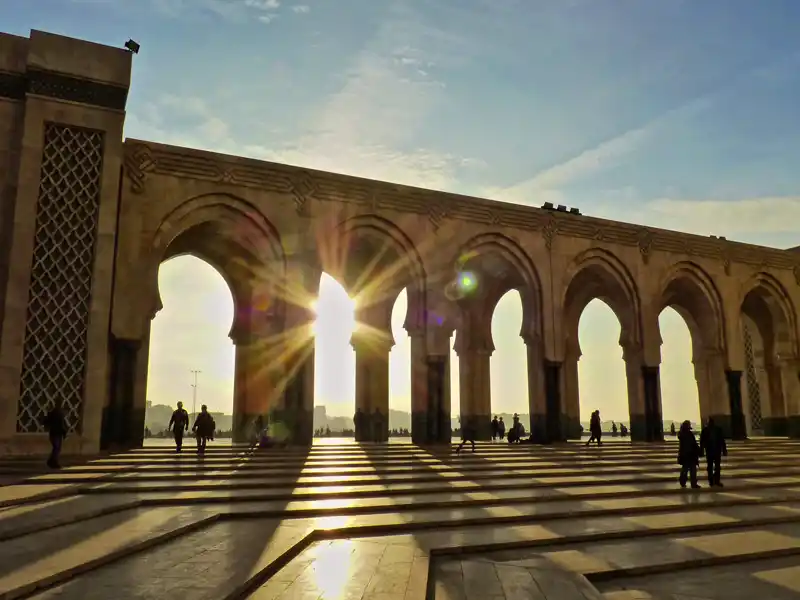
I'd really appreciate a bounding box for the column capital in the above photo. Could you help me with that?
[229,317,284,346]
[350,328,394,355]
[621,343,644,364]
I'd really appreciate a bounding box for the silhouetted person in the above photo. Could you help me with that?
[252,415,265,447]
[619,423,628,437]
[611,421,617,436]
[354,408,365,441]
[44,401,68,469]
[168,402,189,452]
[373,408,385,443]
[700,417,728,487]
[586,410,602,446]
[670,422,676,436]
[193,405,215,454]
[498,416,506,441]
[456,416,477,454]
[508,413,525,443]
[491,416,499,442]
[677,420,701,489]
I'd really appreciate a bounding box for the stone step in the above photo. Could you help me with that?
[0,507,221,600]
[20,501,800,600]
[430,522,800,599]
[6,473,800,544]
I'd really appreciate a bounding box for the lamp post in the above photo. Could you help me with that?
[190,370,201,418]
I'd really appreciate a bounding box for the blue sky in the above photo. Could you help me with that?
[5,1,799,424]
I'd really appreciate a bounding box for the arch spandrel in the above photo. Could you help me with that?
[141,193,286,339]
[558,247,642,360]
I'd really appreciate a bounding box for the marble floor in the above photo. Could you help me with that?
[2,438,800,599]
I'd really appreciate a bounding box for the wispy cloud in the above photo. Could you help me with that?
[263,4,485,190]
[491,93,716,206]
[291,4,309,13]
[493,52,800,207]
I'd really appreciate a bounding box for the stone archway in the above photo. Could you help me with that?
[560,248,643,439]
[447,232,544,440]
[317,214,427,442]
[655,262,728,431]
[739,273,800,437]
[111,193,286,445]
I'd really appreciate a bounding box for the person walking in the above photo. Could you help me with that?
[586,410,602,446]
[43,400,68,469]
[456,416,477,454]
[677,420,701,489]
[192,405,215,454]
[700,417,728,487]
[168,401,189,452]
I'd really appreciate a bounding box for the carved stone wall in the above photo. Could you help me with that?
[17,124,105,433]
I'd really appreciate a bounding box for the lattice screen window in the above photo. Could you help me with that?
[16,123,104,433]
[742,322,763,431]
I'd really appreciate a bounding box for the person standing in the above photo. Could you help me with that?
[491,416,499,442]
[192,405,215,454]
[43,400,68,469]
[168,401,189,452]
[498,416,506,442]
[700,417,728,487]
[677,420,701,489]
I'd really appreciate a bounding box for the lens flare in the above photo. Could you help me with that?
[457,271,478,294]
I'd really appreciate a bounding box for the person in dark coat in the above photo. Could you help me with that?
[491,416,499,442]
[508,413,525,443]
[168,402,189,452]
[677,420,701,489]
[586,410,602,446]
[43,400,68,469]
[456,416,477,454]
[192,405,215,454]
[354,408,365,442]
[700,417,728,487]
[498,417,506,441]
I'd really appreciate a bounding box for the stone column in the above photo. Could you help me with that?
[542,360,565,443]
[270,258,320,446]
[410,323,454,445]
[778,357,800,438]
[624,344,663,441]
[231,324,285,443]
[694,348,738,438]
[560,340,581,440]
[724,370,748,439]
[524,333,550,443]
[351,329,393,442]
[456,346,492,440]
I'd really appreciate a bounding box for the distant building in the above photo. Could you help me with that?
[313,405,327,429]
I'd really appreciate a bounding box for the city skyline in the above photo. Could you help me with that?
[6,1,800,426]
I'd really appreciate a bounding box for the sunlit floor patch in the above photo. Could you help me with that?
[623,510,738,529]
[754,564,800,593]
[676,530,800,556]
[543,549,614,574]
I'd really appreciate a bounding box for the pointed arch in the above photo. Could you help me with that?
[739,271,799,356]
[333,214,427,333]
[146,193,286,337]
[656,261,726,354]
[561,248,641,350]
[451,232,543,341]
